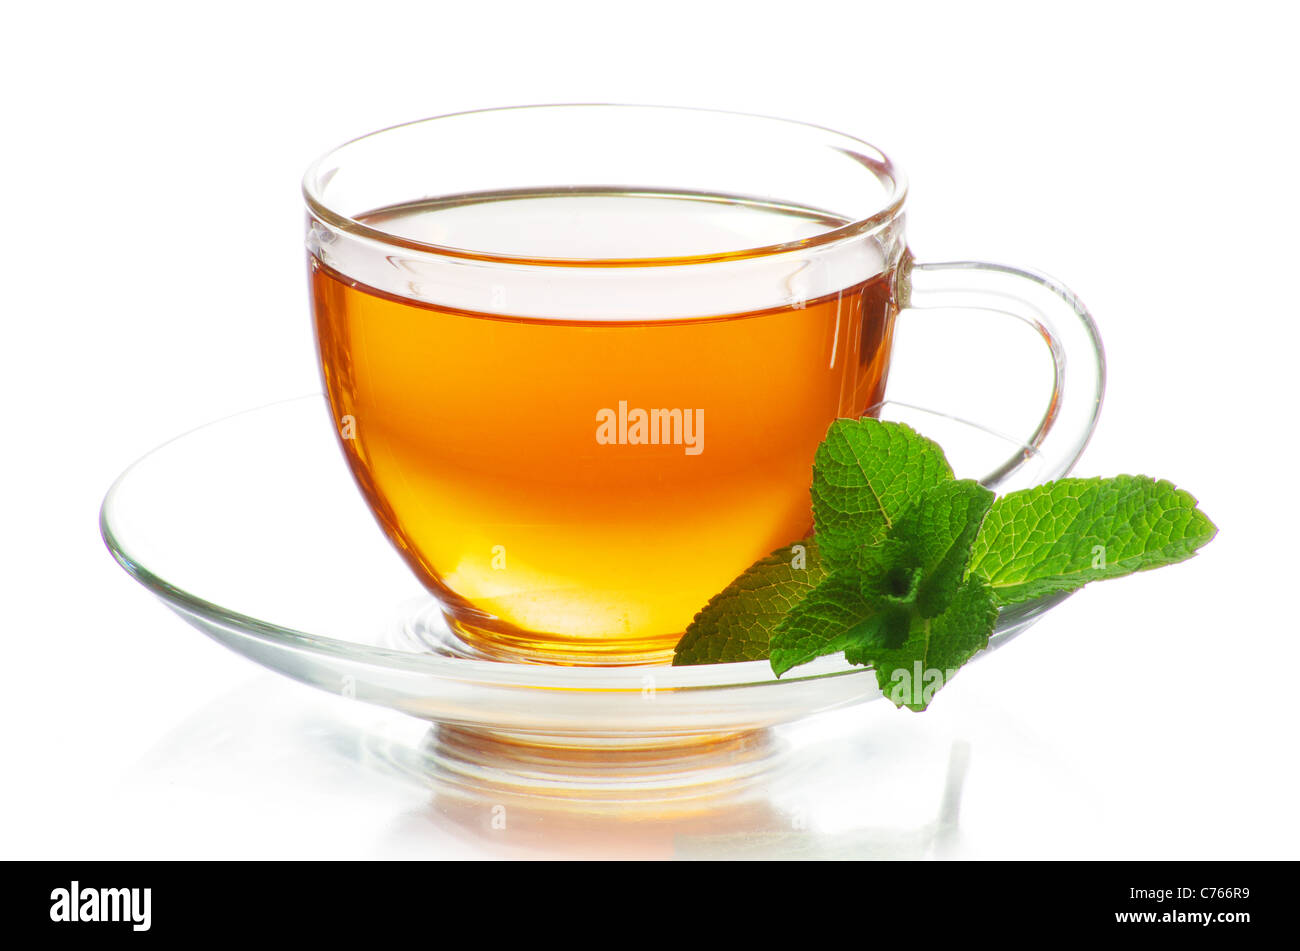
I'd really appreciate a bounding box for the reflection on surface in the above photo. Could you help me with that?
[365,724,970,859]
[122,675,1101,859]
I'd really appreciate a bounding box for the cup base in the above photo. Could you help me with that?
[387,725,781,811]
[441,612,679,667]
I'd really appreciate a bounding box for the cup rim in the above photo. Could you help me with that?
[302,103,908,268]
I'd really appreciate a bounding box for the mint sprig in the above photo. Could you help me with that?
[673,419,1217,711]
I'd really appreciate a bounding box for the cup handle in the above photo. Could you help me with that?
[897,256,1107,491]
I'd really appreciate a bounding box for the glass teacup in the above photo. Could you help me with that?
[303,105,1102,665]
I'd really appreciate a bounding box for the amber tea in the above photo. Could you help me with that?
[311,190,899,662]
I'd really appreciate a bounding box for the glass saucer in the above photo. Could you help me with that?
[101,396,1067,748]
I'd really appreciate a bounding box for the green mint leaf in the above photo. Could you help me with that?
[847,576,999,711]
[769,570,888,677]
[771,500,997,702]
[766,480,993,679]
[970,475,1218,606]
[853,538,919,602]
[811,419,954,570]
[889,479,995,617]
[672,541,825,665]
[769,541,915,677]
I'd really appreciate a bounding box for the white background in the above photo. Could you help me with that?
[3,0,1297,859]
